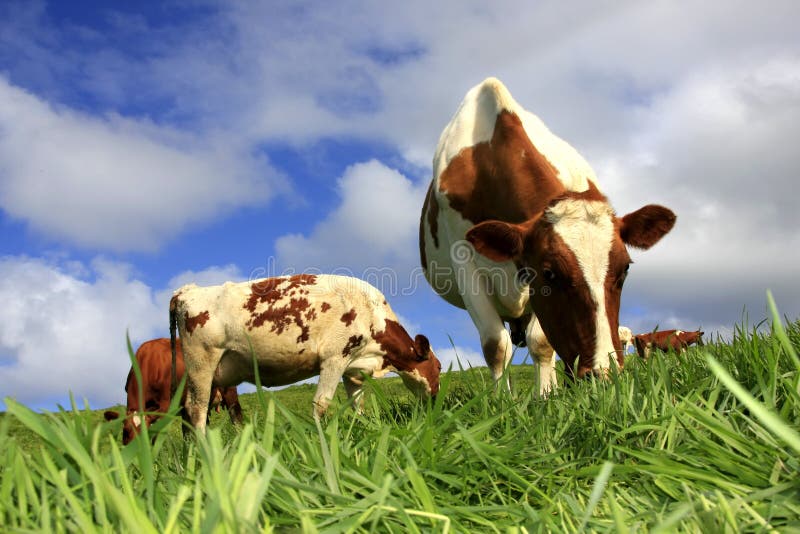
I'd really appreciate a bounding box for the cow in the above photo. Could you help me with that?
[419,78,676,394]
[103,338,242,444]
[618,326,634,354]
[169,274,442,432]
[634,329,704,359]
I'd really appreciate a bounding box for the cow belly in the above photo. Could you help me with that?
[422,243,466,309]
[423,244,529,319]
[213,348,322,389]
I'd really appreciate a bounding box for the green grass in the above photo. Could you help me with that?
[1,305,799,532]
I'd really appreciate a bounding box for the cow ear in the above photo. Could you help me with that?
[104,410,120,421]
[620,205,676,249]
[414,335,431,361]
[466,221,525,263]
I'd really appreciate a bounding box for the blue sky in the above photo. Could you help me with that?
[2,1,799,411]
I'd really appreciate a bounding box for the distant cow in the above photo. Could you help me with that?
[419,77,676,393]
[633,329,704,359]
[618,326,634,353]
[103,338,242,444]
[169,274,441,432]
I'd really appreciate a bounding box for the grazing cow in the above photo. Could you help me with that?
[634,329,704,359]
[169,274,441,432]
[618,326,634,353]
[419,78,676,393]
[103,338,243,444]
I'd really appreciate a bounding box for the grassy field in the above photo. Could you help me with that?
[1,303,799,532]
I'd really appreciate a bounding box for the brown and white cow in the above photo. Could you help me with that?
[103,338,242,444]
[169,274,441,432]
[419,78,676,394]
[634,329,704,359]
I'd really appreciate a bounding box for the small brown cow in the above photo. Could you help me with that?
[633,329,704,359]
[104,338,243,444]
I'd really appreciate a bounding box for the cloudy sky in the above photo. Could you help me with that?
[1,1,798,411]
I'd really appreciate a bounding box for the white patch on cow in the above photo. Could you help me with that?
[131,413,142,428]
[547,199,616,370]
[618,326,633,352]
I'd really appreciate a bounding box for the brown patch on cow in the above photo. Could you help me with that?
[244,274,318,313]
[340,308,357,327]
[320,302,331,313]
[372,319,421,371]
[248,297,312,343]
[244,275,319,343]
[243,278,283,312]
[305,306,318,323]
[438,111,566,225]
[184,311,210,334]
[342,334,364,358]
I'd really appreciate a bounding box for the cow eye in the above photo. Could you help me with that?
[617,263,631,286]
[542,268,556,282]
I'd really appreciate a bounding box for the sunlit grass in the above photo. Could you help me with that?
[1,297,799,532]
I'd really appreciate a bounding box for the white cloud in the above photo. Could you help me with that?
[434,345,486,373]
[0,256,162,409]
[0,256,247,410]
[160,264,244,297]
[600,57,800,332]
[275,159,428,280]
[0,77,284,252]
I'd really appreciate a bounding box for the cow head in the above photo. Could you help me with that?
[467,190,675,378]
[104,407,160,445]
[681,330,705,346]
[396,335,442,400]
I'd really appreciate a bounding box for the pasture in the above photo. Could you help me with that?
[1,309,799,532]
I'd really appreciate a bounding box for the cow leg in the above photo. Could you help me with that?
[457,268,513,389]
[222,388,243,425]
[313,359,346,419]
[526,315,558,396]
[342,373,365,414]
[184,360,217,435]
[474,312,514,390]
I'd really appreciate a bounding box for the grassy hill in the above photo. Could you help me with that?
[1,312,799,532]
